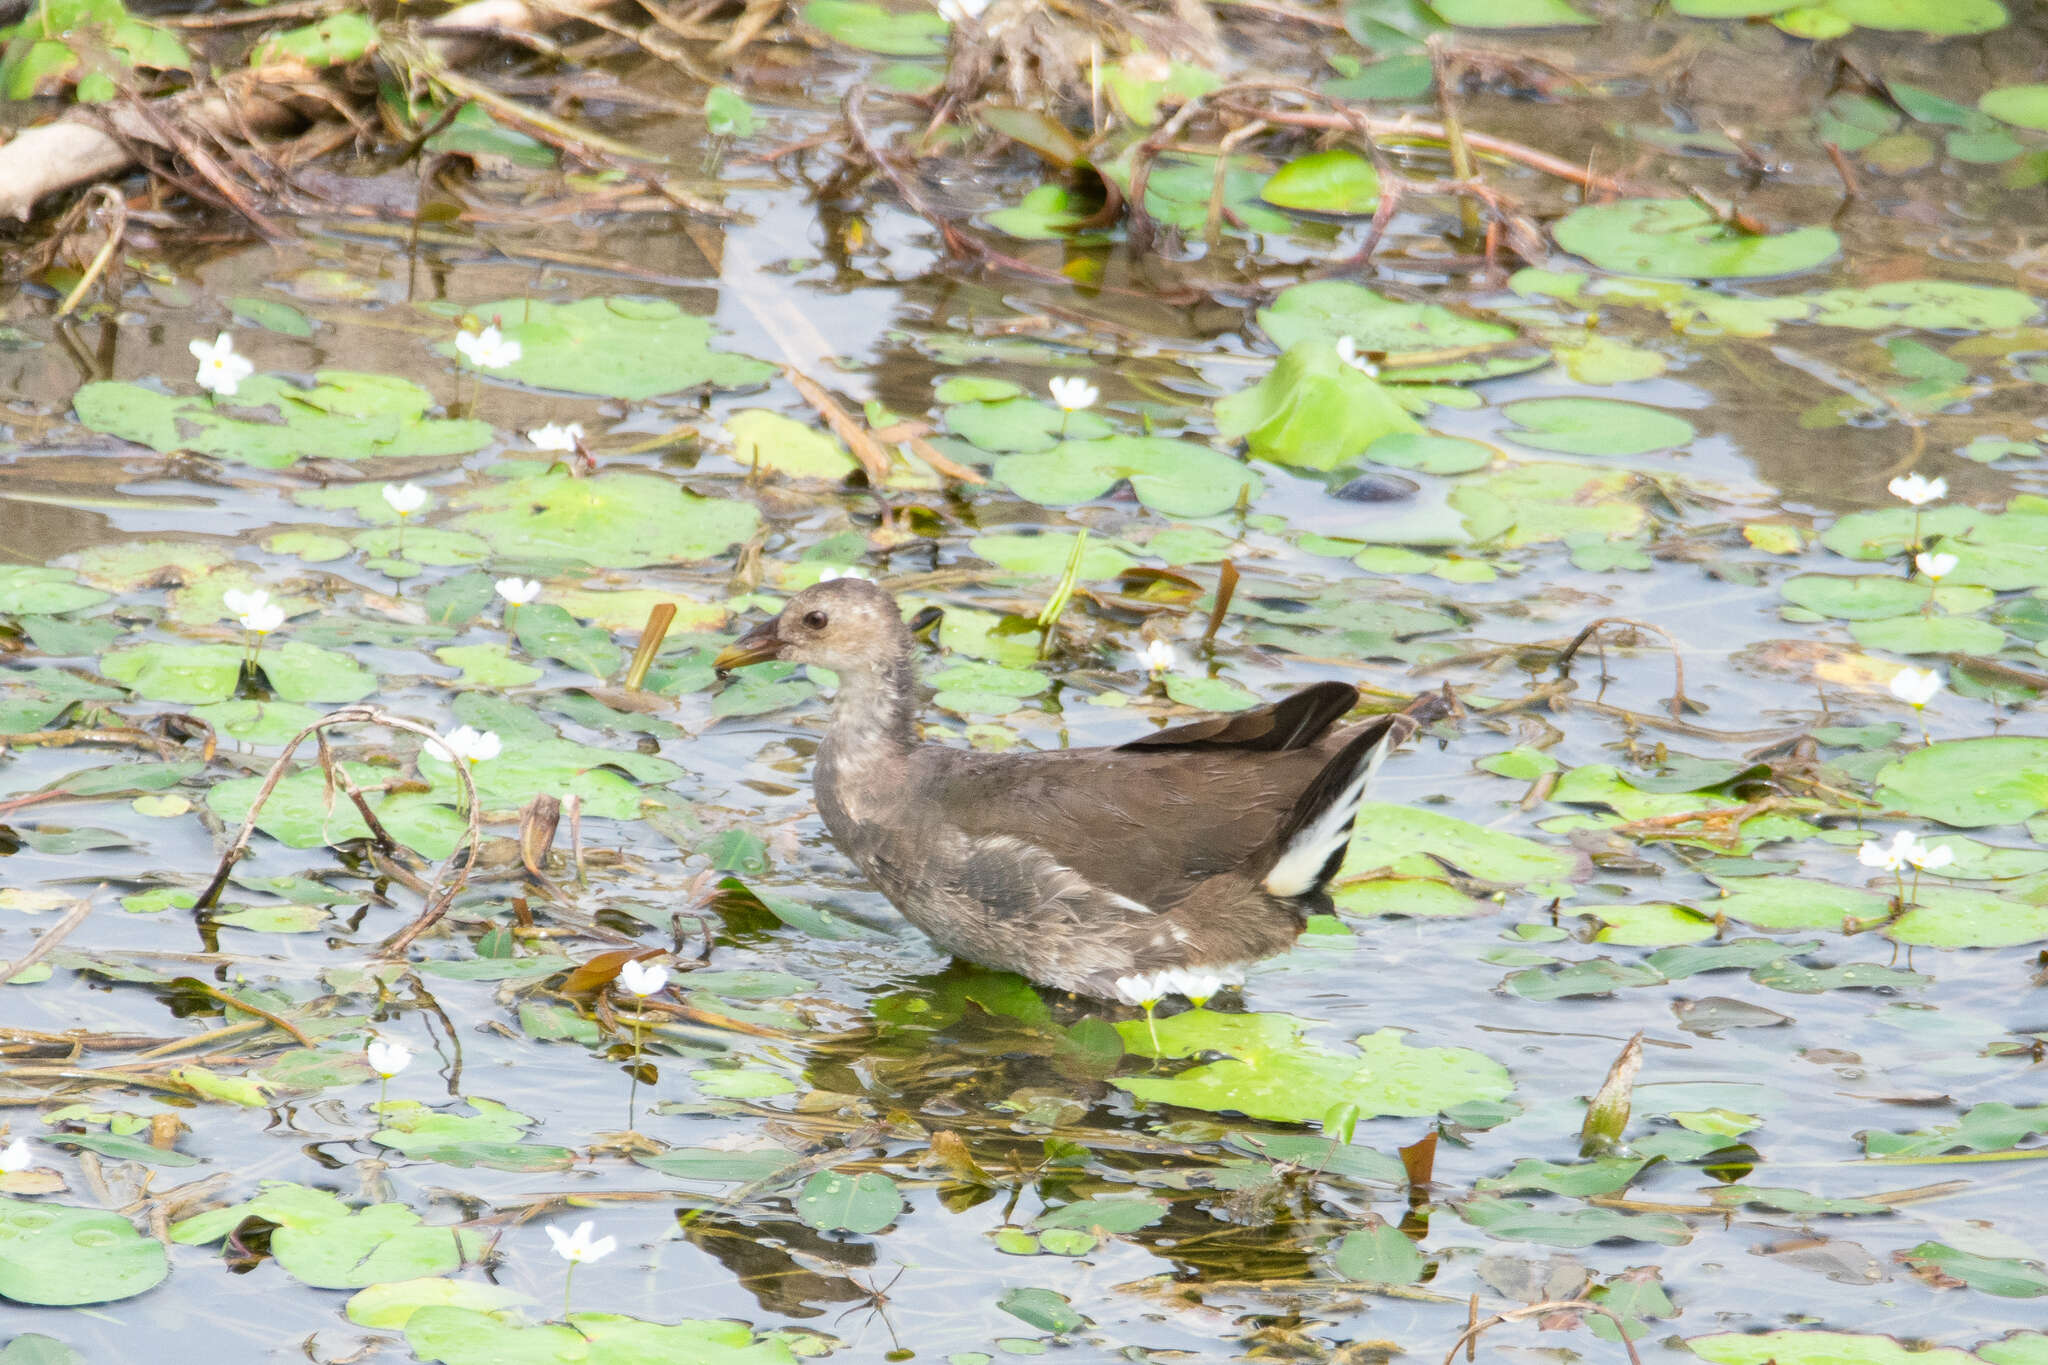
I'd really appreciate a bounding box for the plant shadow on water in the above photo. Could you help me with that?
[5,0,2048,1361]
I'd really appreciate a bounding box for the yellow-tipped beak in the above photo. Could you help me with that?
[713,621,783,674]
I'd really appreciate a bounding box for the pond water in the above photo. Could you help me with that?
[3,1,2048,1363]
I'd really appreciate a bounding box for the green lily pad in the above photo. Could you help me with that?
[173,1183,481,1289]
[1888,886,2048,948]
[995,435,1261,517]
[795,1171,902,1234]
[726,409,858,480]
[0,567,110,615]
[1583,902,1718,946]
[1498,398,1695,456]
[1342,802,1579,887]
[1849,613,2007,655]
[100,641,375,704]
[1449,463,1646,547]
[425,694,682,818]
[1433,0,1595,24]
[1258,281,1543,381]
[1365,432,1496,474]
[1329,1222,1427,1283]
[403,1308,799,1365]
[1818,0,2005,34]
[1261,148,1380,215]
[1216,341,1422,471]
[1690,1333,1985,1365]
[0,1198,169,1305]
[1711,878,1890,931]
[1554,198,1840,279]
[1876,737,2048,827]
[436,643,542,688]
[208,763,469,858]
[371,1097,577,1171]
[249,11,377,66]
[1164,675,1260,712]
[450,469,758,568]
[969,533,1137,580]
[1476,1156,1651,1197]
[801,0,947,54]
[1864,1101,2048,1158]
[947,396,1111,453]
[1460,1196,1690,1247]
[428,297,774,399]
[1982,84,2048,132]
[1902,1243,2048,1298]
[73,372,492,468]
[1105,153,1294,237]
[1116,1014,1513,1122]
[986,185,1101,240]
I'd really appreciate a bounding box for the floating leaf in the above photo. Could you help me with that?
[1461,1196,1690,1246]
[802,0,947,54]
[1498,398,1695,456]
[451,469,758,568]
[1877,737,2048,827]
[1261,149,1381,214]
[1216,341,1421,470]
[1116,1014,1512,1122]
[1433,0,1595,24]
[1554,198,1839,278]
[795,1171,902,1234]
[995,435,1261,517]
[74,372,491,468]
[0,1198,169,1305]
[1330,1222,1427,1283]
[1259,281,1543,381]
[429,297,774,399]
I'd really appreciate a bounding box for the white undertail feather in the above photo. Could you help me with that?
[1261,733,1394,898]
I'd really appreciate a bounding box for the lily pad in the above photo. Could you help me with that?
[1216,341,1422,471]
[428,297,774,399]
[451,469,758,568]
[1342,802,1579,887]
[1116,1014,1513,1122]
[403,1309,799,1365]
[995,435,1261,517]
[801,0,947,54]
[1876,737,2048,827]
[1434,0,1595,24]
[795,1171,902,1234]
[1554,198,1840,279]
[1888,886,2048,948]
[1261,149,1380,215]
[1498,398,1695,456]
[1690,1333,1985,1365]
[101,641,376,704]
[173,1184,481,1289]
[0,1198,169,1305]
[73,372,492,468]
[1258,282,1543,381]
[0,567,110,615]
[208,763,469,858]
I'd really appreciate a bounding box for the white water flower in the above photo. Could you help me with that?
[1888,472,1947,507]
[528,422,583,452]
[1857,830,1915,872]
[1335,335,1380,377]
[1048,376,1099,412]
[495,577,542,606]
[426,725,502,764]
[238,602,285,634]
[1914,551,1958,580]
[366,1037,413,1078]
[190,333,255,397]
[455,324,521,370]
[1142,639,1177,676]
[937,0,991,19]
[223,588,270,618]
[816,566,871,582]
[383,483,428,517]
[618,958,671,997]
[1907,840,1954,871]
[1888,667,1943,710]
[547,1220,616,1265]
[0,1138,31,1173]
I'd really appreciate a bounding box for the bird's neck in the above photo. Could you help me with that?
[824,651,919,764]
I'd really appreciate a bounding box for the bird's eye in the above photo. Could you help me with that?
[802,610,829,630]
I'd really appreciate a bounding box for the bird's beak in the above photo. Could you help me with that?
[714,620,783,674]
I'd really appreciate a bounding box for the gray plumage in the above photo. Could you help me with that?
[715,578,1429,1004]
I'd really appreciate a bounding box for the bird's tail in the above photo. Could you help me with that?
[1257,715,1415,899]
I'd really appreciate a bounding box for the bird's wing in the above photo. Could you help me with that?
[1115,680,1359,752]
